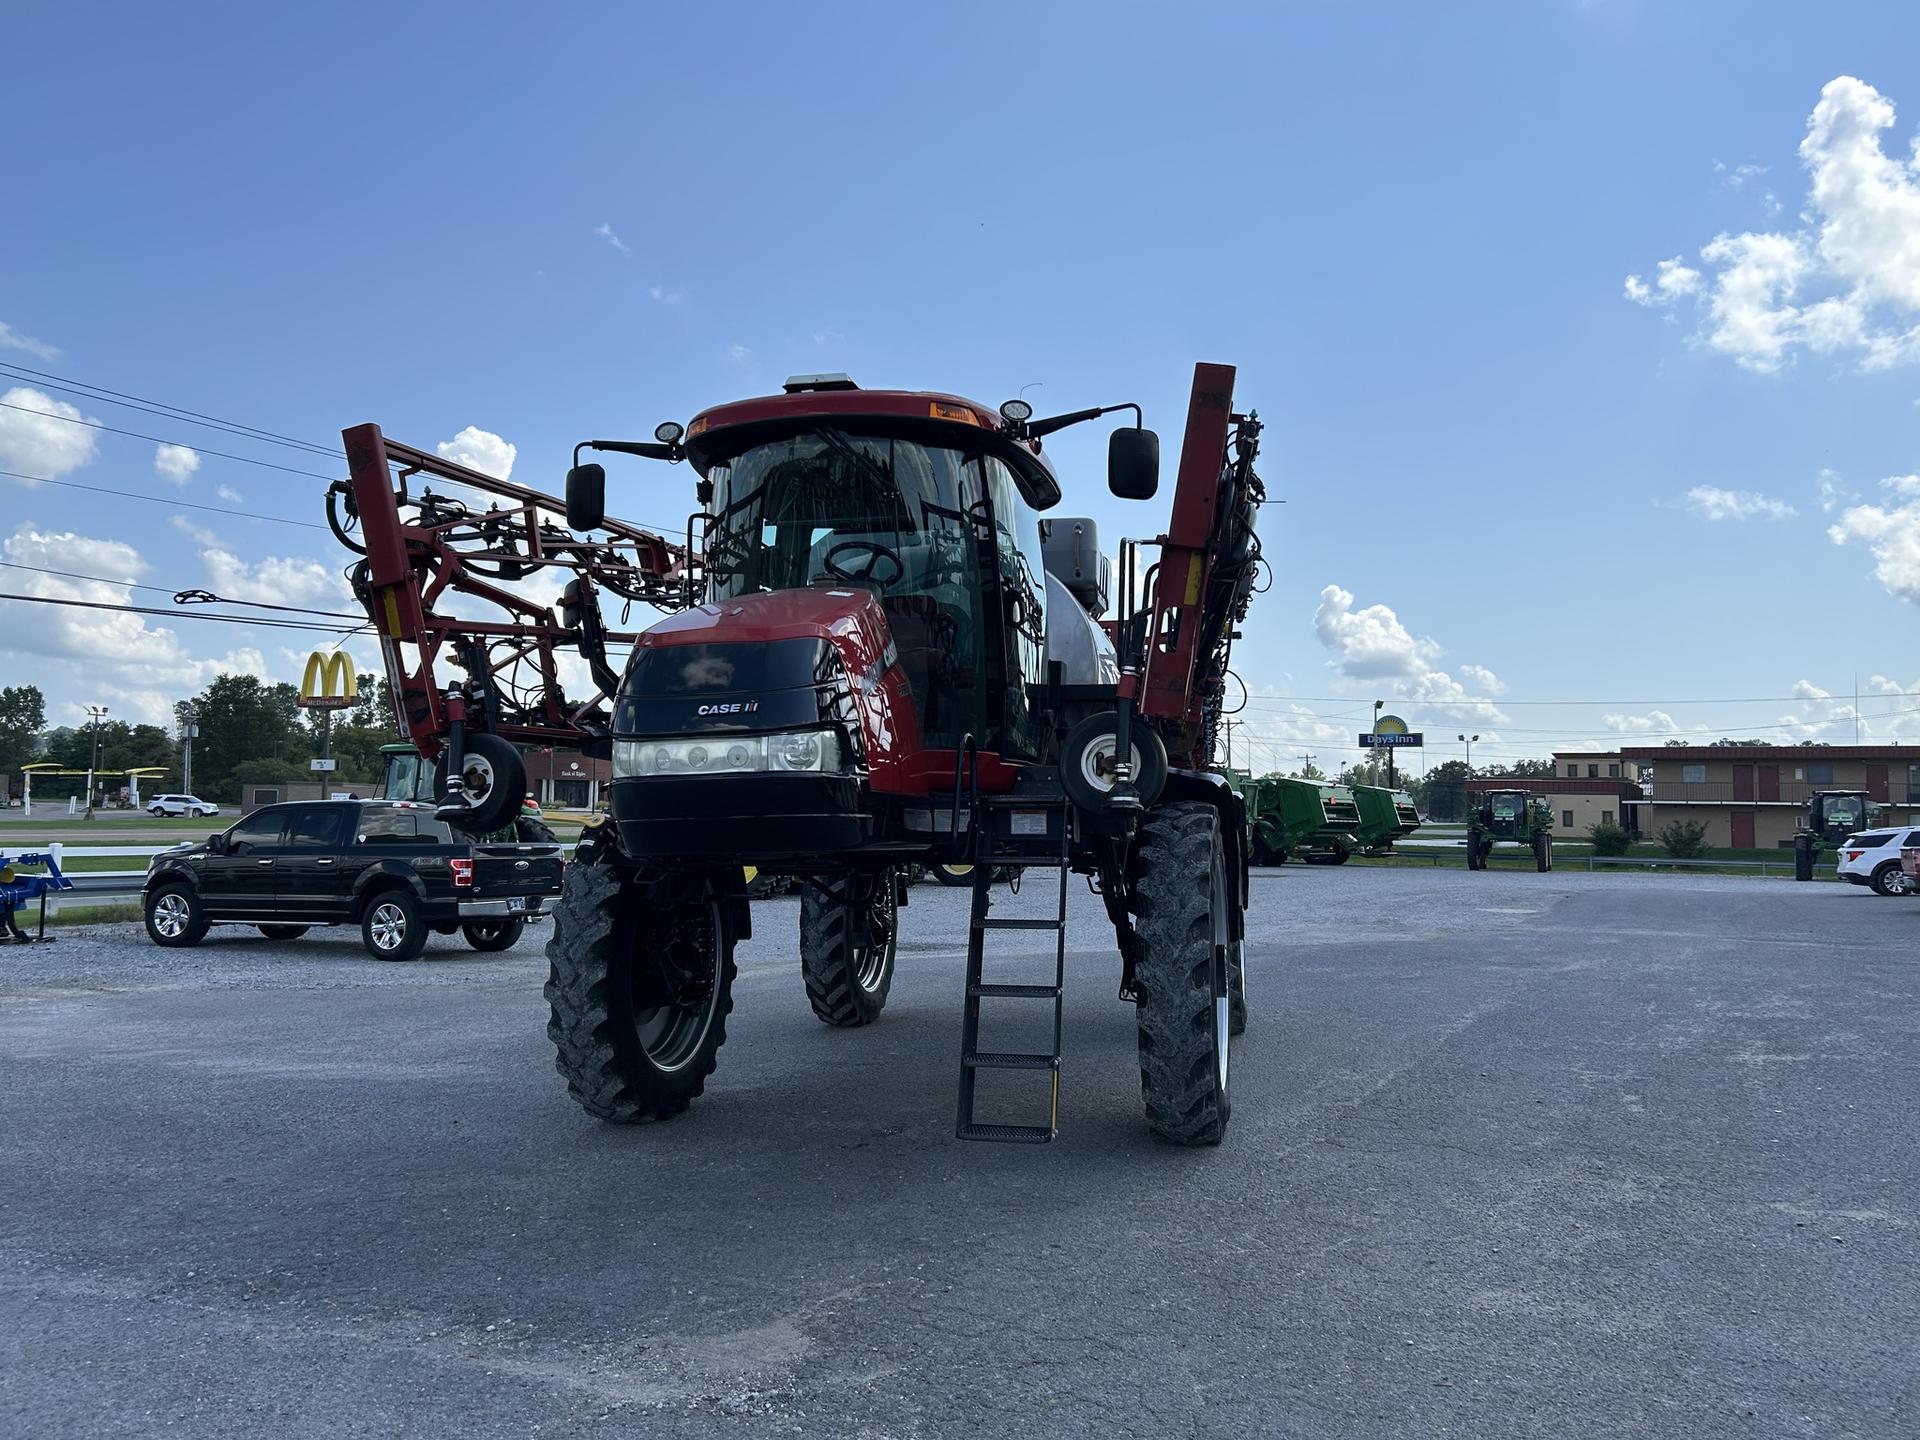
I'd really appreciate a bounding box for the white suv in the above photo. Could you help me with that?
[1837,829,1919,895]
[147,794,221,819]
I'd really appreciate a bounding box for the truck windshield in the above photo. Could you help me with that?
[703,431,991,749]
[1492,795,1524,820]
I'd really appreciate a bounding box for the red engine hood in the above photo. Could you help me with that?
[637,587,891,666]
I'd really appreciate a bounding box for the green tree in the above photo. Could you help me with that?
[0,684,45,775]
[1291,759,1327,781]
[185,674,307,802]
[1489,757,1556,778]
[1415,760,1471,821]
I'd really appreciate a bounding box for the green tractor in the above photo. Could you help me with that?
[377,742,556,844]
[1792,789,1876,882]
[1465,788,1553,872]
[1246,776,1361,865]
[1350,785,1422,856]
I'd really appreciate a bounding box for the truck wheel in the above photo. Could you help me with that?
[1467,838,1483,871]
[544,859,737,1123]
[1328,849,1350,866]
[515,816,557,845]
[1871,861,1911,897]
[1061,712,1168,812]
[1534,833,1553,872]
[799,870,898,1026]
[145,885,208,948]
[435,733,526,836]
[463,918,526,950]
[930,862,975,888]
[362,890,428,961]
[258,924,308,941]
[1129,801,1231,1145]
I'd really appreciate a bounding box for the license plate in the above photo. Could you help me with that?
[508,896,526,912]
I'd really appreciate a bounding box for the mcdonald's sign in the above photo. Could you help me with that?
[298,651,359,710]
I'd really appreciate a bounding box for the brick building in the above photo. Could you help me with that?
[1467,753,1645,838]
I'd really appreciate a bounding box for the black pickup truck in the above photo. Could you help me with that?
[142,799,565,961]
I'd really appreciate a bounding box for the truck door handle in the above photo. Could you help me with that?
[316,858,335,866]
[256,858,275,865]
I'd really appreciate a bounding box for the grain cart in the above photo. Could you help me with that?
[329,363,1267,1145]
[1246,776,1358,864]
[1350,785,1422,856]
[1792,789,1876,882]
[1466,789,1553,871]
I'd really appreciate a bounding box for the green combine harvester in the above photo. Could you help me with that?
[1349,785,1422,856]
[1246,777,1361,865]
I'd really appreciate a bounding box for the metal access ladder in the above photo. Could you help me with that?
[955,791,1070,1144]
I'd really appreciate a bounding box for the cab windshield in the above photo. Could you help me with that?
[1492,794,1525,821]
[702,430,992,748]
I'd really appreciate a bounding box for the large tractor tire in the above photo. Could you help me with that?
[515,815,558,845]
[1793,835,1815,883]
[1466,835,1485,871]
[799,869,898,1027]
[544,858,737,1123]
[929,862,976,888]
[1226,939,1248,1036]
[1534,832,1553,872]
[1129,801,1232,1146]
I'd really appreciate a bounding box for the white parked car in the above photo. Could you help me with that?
[147,794,221,819]
[1837,828,1919,895]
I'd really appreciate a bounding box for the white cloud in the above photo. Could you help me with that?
[435,426,516,480]
[1459,663,1507,695]
[1817,467,1857,512]
[1715,159,1769,191]
[1630,77,1920,372]
[170,515,223,548]
[594,223,628,256]
[0,386,98,479]
[200,547,351,612]
[0,524,268,725]
[1603,709,1687,734]
[215,484,243,504]
[1828,474,1920,603]
[1681,484,1797,521]
[154,443,200,484]
[1310,585,1508,723]
[726,343,753,365]
[1623,256,1702,306]
[0,321,60,361]
[648,285,687,306]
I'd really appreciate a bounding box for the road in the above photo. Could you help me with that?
[2,868,1914,1438]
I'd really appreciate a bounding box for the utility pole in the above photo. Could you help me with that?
[1296,750,1317,778]
[1222,718,1242,772]
[181,708,199,798]
[84,704,109,820]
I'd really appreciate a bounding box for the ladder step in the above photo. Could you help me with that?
[978,917,1062,931]
[958,1123,1055,1144]
[968,982,1060,999]
[981,853,1061,865]
[963,1050,1059,1071]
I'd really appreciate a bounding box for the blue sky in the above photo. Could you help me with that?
[6,1,1920,773]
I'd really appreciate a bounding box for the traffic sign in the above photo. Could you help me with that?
[310,758,338,771]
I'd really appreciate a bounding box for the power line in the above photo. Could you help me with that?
[0,362,340,458]
[0,589,363,635]
[0,469,326,530]
[0,401,342,480]
[1242,691,1898,708]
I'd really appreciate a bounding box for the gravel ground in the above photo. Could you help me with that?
[2,866,1915,1438]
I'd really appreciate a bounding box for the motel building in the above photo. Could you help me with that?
[1466,752,1647,840]
[1619,745,1920,850]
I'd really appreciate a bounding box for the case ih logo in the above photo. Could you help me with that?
[696,701,759,716]
[297,651,359,710]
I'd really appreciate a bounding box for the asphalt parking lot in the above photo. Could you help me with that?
[2,867,1915,1438]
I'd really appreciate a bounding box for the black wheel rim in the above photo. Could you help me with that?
[854,875,897,992]
[630,902,722,1072]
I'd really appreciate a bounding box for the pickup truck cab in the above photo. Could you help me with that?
[142,799,565,961]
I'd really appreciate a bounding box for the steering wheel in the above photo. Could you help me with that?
[822,539,905,588]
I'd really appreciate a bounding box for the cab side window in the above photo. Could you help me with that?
[285,807,347,849]
[225,812,285,855]
[356,810,418,844]
[981,457,1048,760]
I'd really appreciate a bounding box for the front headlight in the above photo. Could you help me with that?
[613,728,845,778]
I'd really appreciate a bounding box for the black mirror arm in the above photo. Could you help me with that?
[572,439,681,465]
[1025,402,1142,440]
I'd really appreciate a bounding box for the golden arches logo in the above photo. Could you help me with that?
[298,651,358,709]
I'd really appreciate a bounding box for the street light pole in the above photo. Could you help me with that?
[84,704,109,819]
[180,707,199,798]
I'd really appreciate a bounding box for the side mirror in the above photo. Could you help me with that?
[1108,428,1160,500]
[566,463,606,531]
[207,833,227,854]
